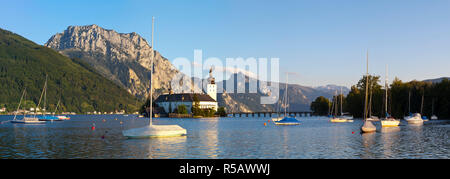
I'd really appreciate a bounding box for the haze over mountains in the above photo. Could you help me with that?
[43,24,350,112]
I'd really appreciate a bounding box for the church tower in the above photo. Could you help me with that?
[207,67,217,101]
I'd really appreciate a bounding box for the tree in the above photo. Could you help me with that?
[192,94,202,116]
[310,96,331,116]
[176,104,188,114]
[216,107,227,117]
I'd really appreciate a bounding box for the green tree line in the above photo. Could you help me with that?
[312,75,450,119]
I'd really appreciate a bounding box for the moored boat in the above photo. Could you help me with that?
[12,117,45,124]
[38,115,62,121]
[404,113,423,124]
[380,65,400,128]
[57,115,70,120]
[360,50,376,133]
[274,116,300,125]
[122,17,186,138]
[431,115,438,120]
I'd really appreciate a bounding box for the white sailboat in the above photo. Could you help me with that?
[431,99,438,120]
[380,65,400,127]
[330,88,353,123]
[361,50,376,133]
[11,86,45,124]
[404,90,423,125]
[122,17,186,138]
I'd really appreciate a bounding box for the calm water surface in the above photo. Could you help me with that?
[0,115,448,159]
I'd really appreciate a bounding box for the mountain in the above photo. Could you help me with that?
[314,84,350,95]
[44,25,349,113]
[216,73,344,112]
[423,77,450,83]
[45,25,179,99]
[0,28,138,113]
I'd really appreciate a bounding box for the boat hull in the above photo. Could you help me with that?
[11,117,46,124]
[381,119,400,127]
[361,121,376,133]
[274,122,300,125]
[404,114,423,124]
[122,125,187,138]
[274,117,300,126]
[330,118,353,123]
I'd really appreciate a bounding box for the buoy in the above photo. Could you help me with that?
[264,123,267,126]
[352,131,355,134]
[91,123,96,130]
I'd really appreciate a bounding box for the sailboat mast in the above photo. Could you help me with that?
[340,87,343,116]
[363,50,369,121]
[408,90,411,115]
[149,16,154,126]
[13,88,26,121]
[34,75,48,118]
[421,91,424,114]
[284,73,288,117]
[385,65,388,117]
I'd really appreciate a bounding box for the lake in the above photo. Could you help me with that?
[0,115,448,159]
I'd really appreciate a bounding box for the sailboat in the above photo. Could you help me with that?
[38,76,63,121]
[404,90,423,124]
[380,65,400,127]
[420,92,429,121]
[431,99,438,120]
[274,73,300,125]
[361,50,376,133]
[11,87,45,124]
[330,88,353,123]
[366,81,380,122]
[122,17,186,138]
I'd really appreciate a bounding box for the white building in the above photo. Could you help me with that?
[155,93,218,114]
[155,68,218,114]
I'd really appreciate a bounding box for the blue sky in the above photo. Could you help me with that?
[1,0,450,88]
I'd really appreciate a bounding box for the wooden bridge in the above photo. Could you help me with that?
[227,111,313,118]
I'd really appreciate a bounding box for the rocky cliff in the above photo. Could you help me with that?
[45,25,178,99]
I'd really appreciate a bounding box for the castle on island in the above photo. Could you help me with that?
[154,68,218,115]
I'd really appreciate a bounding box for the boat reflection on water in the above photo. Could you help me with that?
[380,126,400,133]
[361,132,376,158]
[380,127,401,158]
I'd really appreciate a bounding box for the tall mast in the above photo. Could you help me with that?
[34,75,47,118]
[363,50,369,121]
[149,16,154,126]
[340,87,343,116]
[385,64,388,117]
[284,73,288,117]
[13,88,26,121]
[408,90,411,115]
[420,90,424,114]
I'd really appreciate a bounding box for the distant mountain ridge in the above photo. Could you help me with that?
[423,77,450,83]
[216,73,349,112]
[44,25,351,113]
